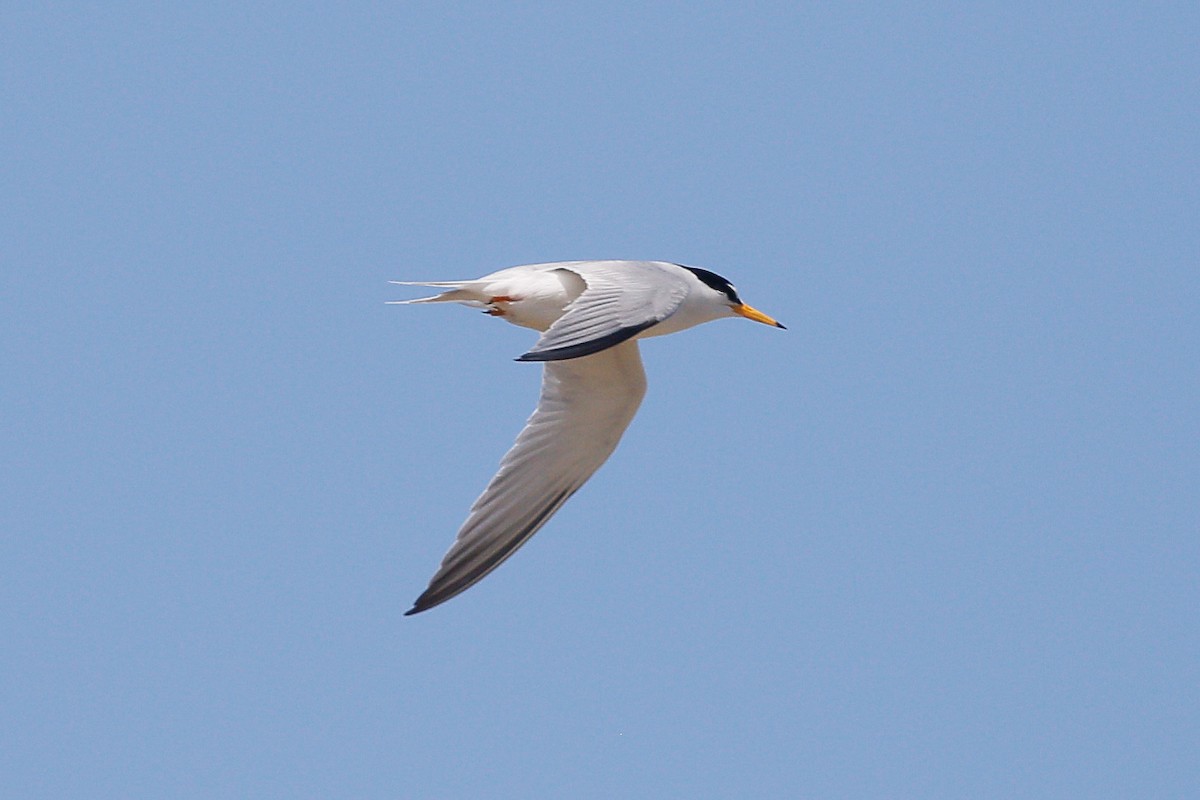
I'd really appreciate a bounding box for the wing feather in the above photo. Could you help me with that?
[406,341,648,614]
[517,262,689,361]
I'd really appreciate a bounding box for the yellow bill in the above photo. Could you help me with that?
[734,303,786,329]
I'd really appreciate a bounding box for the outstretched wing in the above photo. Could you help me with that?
[517,261,689,361]
[406,341,648,614]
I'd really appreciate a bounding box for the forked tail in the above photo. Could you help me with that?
[387,280,491,305]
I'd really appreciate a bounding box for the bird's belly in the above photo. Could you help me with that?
[491,268,586,331]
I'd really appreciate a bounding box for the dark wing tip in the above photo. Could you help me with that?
[405,576,466,614]
[404,594,434,616]
[404,487,578,617]
[405,585,452,615]
[405,583,450,616]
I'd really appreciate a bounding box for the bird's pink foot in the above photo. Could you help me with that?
[485,295,521,317]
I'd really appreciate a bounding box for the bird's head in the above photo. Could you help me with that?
[683,266,787,329]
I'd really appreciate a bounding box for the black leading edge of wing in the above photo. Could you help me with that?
[515,319,658,362]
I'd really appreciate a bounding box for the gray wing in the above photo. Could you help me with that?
[517,261,689,362]
[406,341,647,615]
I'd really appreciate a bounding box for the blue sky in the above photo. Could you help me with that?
[3,3,1197,797]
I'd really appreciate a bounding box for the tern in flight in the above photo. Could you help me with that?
[392,260,784,614]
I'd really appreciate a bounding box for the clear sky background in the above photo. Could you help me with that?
[3,3,1197,798]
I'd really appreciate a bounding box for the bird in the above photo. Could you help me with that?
[391,260,784,615]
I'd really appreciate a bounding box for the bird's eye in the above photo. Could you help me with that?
[680,265,741,304]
